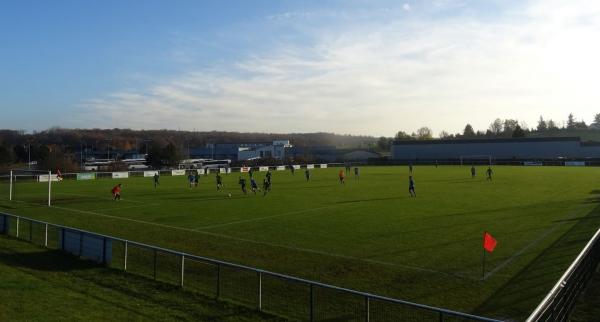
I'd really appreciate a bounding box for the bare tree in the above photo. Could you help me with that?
[415,127,433,140]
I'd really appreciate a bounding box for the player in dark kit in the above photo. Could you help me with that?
[216,173,223,190]
[354,167,359,181]
[471,165,476,178]
[408,176,416,197]
[153,173,160,188]
[486,167,493,181]
[262,178,271,196]
[194,172,200,187]
[409,164,413,173]
[305,169,311,181]
[266,170,272,183]
[290,165,295,175]
[238,177,247,194]
[111,183,122,201]
[248,167,253,178]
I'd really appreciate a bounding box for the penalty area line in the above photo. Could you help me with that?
[46,203,471,280]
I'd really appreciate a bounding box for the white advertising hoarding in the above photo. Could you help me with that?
[112,172,129,179]
[171,170,186,176]
[144,171,159,177]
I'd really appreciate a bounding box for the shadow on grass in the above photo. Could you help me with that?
[473,192,600,321]
[0,236,284,321]
[0,242,98,272]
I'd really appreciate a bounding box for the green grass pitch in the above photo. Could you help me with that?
[1,165,600,320]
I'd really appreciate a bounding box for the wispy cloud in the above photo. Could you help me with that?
[77,0,600,136]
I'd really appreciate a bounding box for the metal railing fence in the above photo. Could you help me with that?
[0,212,500,322]
[526,228,600,322]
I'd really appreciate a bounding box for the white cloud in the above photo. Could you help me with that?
[403,3,411,11]
[77,0,600,136]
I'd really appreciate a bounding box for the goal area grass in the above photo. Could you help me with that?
[1,165,599,320]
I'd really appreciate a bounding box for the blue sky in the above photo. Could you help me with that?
[1,0,600,136]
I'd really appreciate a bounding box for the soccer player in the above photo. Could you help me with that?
[238,176,247,194]
[486,167,493,181]
[345,163,351,173]
[471,165,476,178]
[290,164,295,175]
[305,169,311,181]
[266,170,272,183]
[408,176,416,197]
[435,160,439,168]
[409,163,413,173]
[262,178,271,196]
[153,173,160,188]
[339,169,345,184]
[248,167,254,178]
[194,172,200,187]
[250,177,260,194]
[216,173,223,190]
[354,167,359,181]
[187,173,195,188]
[111,183,122,201]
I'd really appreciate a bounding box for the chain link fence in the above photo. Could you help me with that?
[0,212,501,322]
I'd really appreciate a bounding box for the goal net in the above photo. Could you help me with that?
[6,170,55,207]
[459,155,492,166]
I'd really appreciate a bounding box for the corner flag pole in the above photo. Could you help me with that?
[482,231,486,280]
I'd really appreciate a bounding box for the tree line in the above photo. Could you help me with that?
[0,128,379,170]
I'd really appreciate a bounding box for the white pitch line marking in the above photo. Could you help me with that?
[44,204,470,280]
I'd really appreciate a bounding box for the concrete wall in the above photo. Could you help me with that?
[391,139,596,160]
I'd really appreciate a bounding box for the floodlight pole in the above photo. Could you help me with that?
[48,171,52,207]
[9,170,13,201]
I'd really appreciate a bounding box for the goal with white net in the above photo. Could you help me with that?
[6,169,54,206]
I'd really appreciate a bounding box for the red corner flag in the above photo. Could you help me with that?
[483,232,497,253]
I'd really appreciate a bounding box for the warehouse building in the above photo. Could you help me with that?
[391,137,600,160]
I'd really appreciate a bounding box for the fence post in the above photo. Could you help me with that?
[124,241,128,271]
[180,255,185,287]
[310,284,315,322]
[365,296,370,322]
[44,223,48,247]
[153,249,157,280]
[258,272,262,311]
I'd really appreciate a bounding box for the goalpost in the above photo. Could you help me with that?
[8,169,53,207]
[459,155,492,166]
